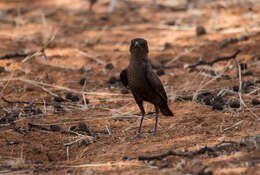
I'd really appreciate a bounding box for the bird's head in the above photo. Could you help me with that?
[129,38,149,57]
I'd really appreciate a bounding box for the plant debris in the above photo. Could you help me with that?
[138,140,248,161]
[188,49,241,69]
[217,35,249,49]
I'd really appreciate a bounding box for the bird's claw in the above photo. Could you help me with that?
[135,134,141,139]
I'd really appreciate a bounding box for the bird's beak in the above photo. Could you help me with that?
[134,41,140,47]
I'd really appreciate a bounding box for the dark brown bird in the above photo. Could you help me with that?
[120,38,173,137]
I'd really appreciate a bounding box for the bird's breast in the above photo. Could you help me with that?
[127,65,151,95]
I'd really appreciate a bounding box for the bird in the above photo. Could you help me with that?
[120,38,173,137]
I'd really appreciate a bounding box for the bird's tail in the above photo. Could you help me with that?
[159,103,174,116]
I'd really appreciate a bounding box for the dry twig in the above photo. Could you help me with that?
[0,78,122,96]
[22,30,57,63]
[189,49,241,69]
[74,49,105,65]
[138,141,244,161]
[234,59,259,119]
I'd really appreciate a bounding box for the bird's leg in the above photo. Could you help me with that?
[108,0,117,12]
[88,1,94,12]
[136,102,145,138]
[152,0,158,8]
[153,106,159,136]
[88,4,93,12]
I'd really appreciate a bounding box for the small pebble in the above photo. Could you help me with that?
[232,85,239,92]
[66,93,79,102]
[65,93,73,99]
[69,125,77,131]
[165,20,175,26]
[105,63,114,70]
[54,96,65,103]
[70,95,79,102]
[239,63,248,70]
[78,122,88,131]
[252,99,260,106]
[163,42,171,50]
[108,76,119,84]
[196,25,207,36]
[100,16,109,21]
[50,125,61,132]
[79,78,87,85]
[230,101,240,108]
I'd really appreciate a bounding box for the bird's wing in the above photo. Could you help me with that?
[120,69,128,87]
[145,63,167,101]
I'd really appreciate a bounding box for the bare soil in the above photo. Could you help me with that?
[0,0,260,174]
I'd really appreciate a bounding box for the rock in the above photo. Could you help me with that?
[108,76,119,84]
[105,63,114,70]
[252,99,260,106]
[66,93,79,102]
[230,101,240,108]
[239,63,248,70]
[232,85,239,92]
[50,125,61,132]
[196,25,207,36]
[165,20,175,26]
[54,96,65,103]
[79,78,87,85]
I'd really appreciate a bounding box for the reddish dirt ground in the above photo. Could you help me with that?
[0,0,260,174]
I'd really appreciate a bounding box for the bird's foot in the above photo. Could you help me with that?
[129,134,142,140]
[135,134,141,139]
[87,10,94,14]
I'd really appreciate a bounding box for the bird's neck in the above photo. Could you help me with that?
[130,54,148,64]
